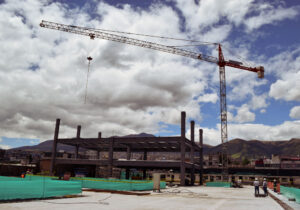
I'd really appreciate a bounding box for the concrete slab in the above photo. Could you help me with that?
[0,186,284,210]
[268,188,300,210]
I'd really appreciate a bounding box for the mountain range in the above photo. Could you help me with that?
[8,134,300,159]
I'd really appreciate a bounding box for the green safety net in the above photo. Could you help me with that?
[70,177,166,191]
[206,182,232,188]
[280,185,300,204]
[25,175,166,191]
[0,176,23,181]
[0,176,82,201]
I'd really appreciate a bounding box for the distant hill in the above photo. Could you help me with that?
[8,135,300,160]
[206,138,300,159]
[8,133,156,152]
[8,140,76,152]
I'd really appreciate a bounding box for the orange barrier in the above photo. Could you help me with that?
[267,181,280,193]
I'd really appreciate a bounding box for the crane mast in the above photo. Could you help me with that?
[40,20,264,178]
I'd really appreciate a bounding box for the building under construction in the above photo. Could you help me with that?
[50,111,204,186]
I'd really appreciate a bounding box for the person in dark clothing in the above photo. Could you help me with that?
[273,179,277,192]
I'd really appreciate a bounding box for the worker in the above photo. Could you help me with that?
[263,178,268,196]
[273,179,277,192]
[237,179,242,188]
[253,178,259,196]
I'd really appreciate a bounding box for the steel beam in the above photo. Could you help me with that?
[190,120,195,185]
[50,119,60,176]
[180,111,186,186]
[199,129,204,185]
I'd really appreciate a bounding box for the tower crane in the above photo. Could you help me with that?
[40,20,264,177]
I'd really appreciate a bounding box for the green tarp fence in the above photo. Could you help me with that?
[0,176,82,201]
[206,182,232,188]
[280,185,300,204]
[25,174,166,191]
[70,177,166,191]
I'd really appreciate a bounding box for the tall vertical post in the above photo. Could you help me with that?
[50,119,60,176]
[126,146,131,179]
[190,120,195,185]
[97,132,101,159]
[75,125,81,159]
[199,129,204,185]
[218,44,228,179]
[108,138,114,177]
[143,150,147,179]
[180,111,186,186]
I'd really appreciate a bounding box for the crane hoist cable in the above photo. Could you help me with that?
[84,56,93,104]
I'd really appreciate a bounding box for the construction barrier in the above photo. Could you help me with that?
[70,177,166,191]
[205,182,232,188]
[0,176,82,201]
[25,175,166,191]
[0,176,23,181]
[280,185,300,204]
[267,181,280,193]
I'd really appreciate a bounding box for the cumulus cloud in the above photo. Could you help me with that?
[290,106,300,119]
[0,0,299,147]
[229,104,256,123]
[244,4,299,31]
[269,71,300,101]
[0,137,11,150]
[193,120,300,146]
[198,93,218,104]
[0,0,208,141]
[267,47,300,101]
[249,94,268,110]
[0,144,11,150]
[173,0,299,33]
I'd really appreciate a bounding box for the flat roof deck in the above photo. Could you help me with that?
[1,185,295,210]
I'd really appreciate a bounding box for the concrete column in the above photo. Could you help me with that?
[190,120,195,185]
[97,132,101,159]
[143,150,147,179]
[180,111,186,186]
[125,168,130,180]
[75,125,81,159]
[108,138,114,177]
[126,146,131,160]
[126,146,131,179]
[50,119,60,176]
[143,150,147,160]
[75,145,79,159]
[199,129,204,185]
[76,125,81,138]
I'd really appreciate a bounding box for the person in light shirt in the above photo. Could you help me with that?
[263,178,268,196]
[253,178,260,196]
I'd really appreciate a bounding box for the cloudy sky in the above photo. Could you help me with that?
[0,0,300,149]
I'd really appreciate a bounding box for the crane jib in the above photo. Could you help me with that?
[40,20,265,179]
